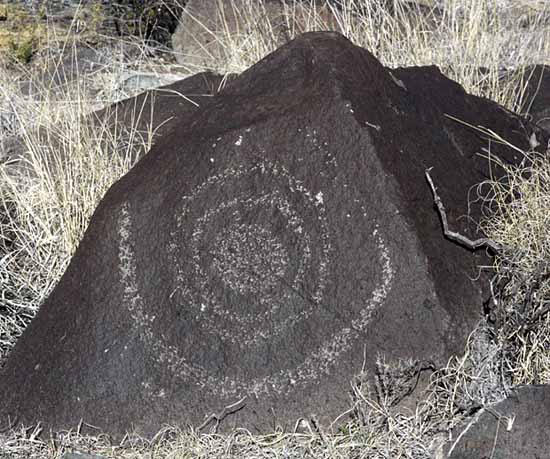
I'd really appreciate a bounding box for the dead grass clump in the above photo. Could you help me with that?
[478,142,550,386]
[174,0,550,110]
[0,43,156,368]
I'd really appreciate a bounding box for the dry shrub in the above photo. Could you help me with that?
[478,141,550,386]
[0,41,156,367]
[174,0,550,110]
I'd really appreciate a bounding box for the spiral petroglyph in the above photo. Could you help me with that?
[171,161,331,345]
[1,32,521,439]
[118,157,395,397]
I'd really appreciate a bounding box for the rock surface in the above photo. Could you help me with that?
[446,385,550,459]
[0,32,540,438]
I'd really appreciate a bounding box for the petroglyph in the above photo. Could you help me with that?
[172,161,332,345]
[118,205,209,385]
[118,158,395,397]
[211,222,289,295]
[2,32,524,437]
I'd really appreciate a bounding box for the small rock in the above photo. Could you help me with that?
[446,385,550,459]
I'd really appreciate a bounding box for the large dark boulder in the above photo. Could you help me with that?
[0,32,541,437]
[447,385,550,458]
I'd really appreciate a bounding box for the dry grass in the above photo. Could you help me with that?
[1,0,550,457]
[477,139,550,386]
[0,40,157,365]
[174,0,550,110]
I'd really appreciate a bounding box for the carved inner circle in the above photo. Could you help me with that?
[212,222,289,295]
[173,162,331,345]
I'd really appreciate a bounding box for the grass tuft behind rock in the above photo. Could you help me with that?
[478,141,550,386]
[0,40,156,366]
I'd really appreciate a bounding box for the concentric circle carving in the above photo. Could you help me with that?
[171,161,331,345]
[118,158,394,397]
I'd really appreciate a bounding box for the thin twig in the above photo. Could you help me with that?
[310,416,327,443]
[425,168,502,253]
[197,396,247,432]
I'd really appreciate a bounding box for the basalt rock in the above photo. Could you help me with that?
[447,385,550,459]
[93,71,226,153]
[0,32,541,438]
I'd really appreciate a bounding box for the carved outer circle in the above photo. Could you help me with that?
[118,159,394,397]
